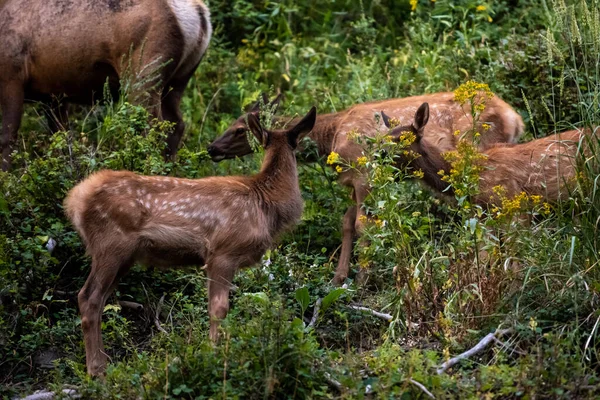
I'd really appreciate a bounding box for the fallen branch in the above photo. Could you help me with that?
[324,372,343,392]
[436,328,514,375]
[409,379,435,399]
[154,294,168,335]
[118,301,144,312]
[19,389,79,400]
[348,305,392,322]
[308,298,322,328]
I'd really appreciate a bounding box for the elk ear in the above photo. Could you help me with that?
[247,93,269,113]
[381,111,391,128]
[412,103,430,139]
[269,93,283,112]
[287,106,317,148]
[247,113,269,147]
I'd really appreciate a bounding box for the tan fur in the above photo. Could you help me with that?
[0,0,212,170]
[65,108,316,376]
[209,92,525,284]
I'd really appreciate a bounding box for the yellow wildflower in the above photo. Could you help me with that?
[454,129,461,136]
[357,156,368,167]
[531,195,542,205]
[476,5,486,11]
[327,151,340,165]
[413,169,425,179]
[335,165,343,173]
[358,215,368,224]
[474,132,481,138]
[542,202,552,215]
[482,123,491,131]
[488,16,493,22]
[374,218,384,228]
[410,0,418,11]
[453,80,494,106]
[412,211,421,217]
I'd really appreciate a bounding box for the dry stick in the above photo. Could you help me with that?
[155,294,168,335]
[436,328,514,375]
[409,379,435,399]
[308,298,322,328]
[19,389,79,400]
[118,300,144,312]
[348,305,392,322]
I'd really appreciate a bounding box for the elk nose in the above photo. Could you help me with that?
[207,145,216,155]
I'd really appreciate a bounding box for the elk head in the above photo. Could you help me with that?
[207,93,283,161]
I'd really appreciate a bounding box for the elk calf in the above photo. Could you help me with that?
[382,103,587,205]
[64,107,317,376]
[0,0,212,170]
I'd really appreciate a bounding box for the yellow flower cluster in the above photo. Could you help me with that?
[412,169,425,179]
[397,131,417,148]
[327,151,340,165]
[453,80,494,106]
[336,166,343,173]
[410,0,418,11]
[482,123,491,131]
[440,140,488,203]
[476,5,486,11]
[490,186,550,219]
[357,156,368,166]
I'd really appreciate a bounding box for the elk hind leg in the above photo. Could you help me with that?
[0,81,24,171]
[333,205,358,285]
[206,258,236,341]
[78,255,132,376]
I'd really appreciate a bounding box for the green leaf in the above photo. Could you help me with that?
[321,288,345,313]
[295,286,310,314]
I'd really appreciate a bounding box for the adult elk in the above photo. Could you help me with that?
[64,107,317,376]
[382,103,588,205]
[0,0,212,170]
[208,92,524,284]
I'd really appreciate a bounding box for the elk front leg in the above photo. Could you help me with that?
[206,259,236,341]
[0,81,24,171]
[333,205,357,285]
[78,257,131,376]
[353,182,371,285]
[161,76,189,160]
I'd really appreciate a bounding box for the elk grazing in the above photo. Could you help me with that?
[208,92,525,284]
[0,0,212,170]
[382,103,588,205]
[64,107,317,376]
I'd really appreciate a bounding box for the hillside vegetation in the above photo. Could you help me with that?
[1,0,600,398]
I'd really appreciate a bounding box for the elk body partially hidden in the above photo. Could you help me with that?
[383,103,588,205]
[64,107,317,376]
[0,0,212,170]
[208,93,524,284]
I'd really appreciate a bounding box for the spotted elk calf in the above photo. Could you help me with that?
[208,93,524,285]
[0,0,212,170]
[382,103,587,206]
[64,107,317,376]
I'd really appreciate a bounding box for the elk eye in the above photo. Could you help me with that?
[236,128,246,136]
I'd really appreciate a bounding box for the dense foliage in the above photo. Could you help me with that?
[1,0,600,398]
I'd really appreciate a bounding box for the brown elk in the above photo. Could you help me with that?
[208,92,525,284]
[64,107,317,376]
[382,103,587,205]
[0,0,212,170]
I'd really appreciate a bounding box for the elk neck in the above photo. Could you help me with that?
[251,143,303,234]
[411,143,454,196]
[274,112,339,159]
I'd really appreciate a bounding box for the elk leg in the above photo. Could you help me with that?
[353,182,372,285]
[78,256,131,376]
[161,77,189,160]
[206,260,236,341]
[0,81,24,171]
[333,205,357,285]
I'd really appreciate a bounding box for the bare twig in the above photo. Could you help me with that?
[409,379,435,399]
[118,300,144,312]
[308,298,322,328]
[154,294,168,334]
[324,372,343,392]
[437,328,513,374]
[19,389,79,400]
[492,336,526,356]
[348,305,392,322]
